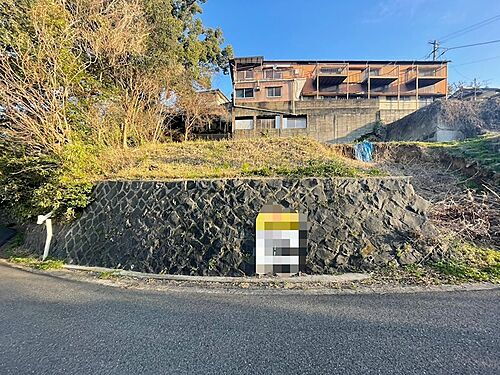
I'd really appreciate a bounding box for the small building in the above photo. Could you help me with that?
[450,87,500,101]
[230,56,449,143]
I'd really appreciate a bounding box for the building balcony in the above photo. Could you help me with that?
[313,64,348,89]
[361,67,398,88]
[405,66,446,88]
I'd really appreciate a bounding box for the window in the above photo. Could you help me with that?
[264,70,283,79]
[283,116,307,129]
[243,70,254,79]
[419,69,437,77]
[257,116,276,129]
[235,88,254,98]
[234,117,254,130]
[320,67,343,74]
[267,87,282,98]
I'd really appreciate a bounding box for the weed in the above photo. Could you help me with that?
[1,232,27,258]
[404,264,426,278]
[431,261,494,282]
[10,257,64,270]
[430,241,499,282]
[100,137,378,180]
[208,257,218,271]
[97,271,119,279]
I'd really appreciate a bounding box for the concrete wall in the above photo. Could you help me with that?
[23,177,439,276]
[233,99,424,143]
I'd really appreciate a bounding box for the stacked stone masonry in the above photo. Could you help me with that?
[24,177,438,276]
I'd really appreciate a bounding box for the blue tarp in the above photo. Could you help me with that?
[354,141,374,162]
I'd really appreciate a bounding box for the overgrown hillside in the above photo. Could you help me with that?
[99,137,379,180]
[436,133,500,174]
[0,0,233,222]
[0,137,380,221]
[384,98,500,141]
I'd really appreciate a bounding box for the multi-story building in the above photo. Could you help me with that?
[230,56,448,143]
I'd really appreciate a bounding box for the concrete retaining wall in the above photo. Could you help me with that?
[23,177,438,276]
[233,99,423,143]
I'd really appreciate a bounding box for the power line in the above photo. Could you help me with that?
[447,39,500,51]
[450,65,472,80]
[454,55,500,66]
[439,15,500,43]
[437,39,500,58]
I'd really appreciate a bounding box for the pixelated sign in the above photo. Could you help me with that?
[255,205,308,275]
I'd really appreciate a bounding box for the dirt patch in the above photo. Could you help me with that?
[383,98,500,141]
[374,143,499,249]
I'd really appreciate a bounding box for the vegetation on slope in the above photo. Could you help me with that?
[434,133,500,174]
[1,136,379,221]
[0,0,233,221]
[99,137,379,180]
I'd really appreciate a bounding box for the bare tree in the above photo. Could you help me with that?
[177,88,228,141]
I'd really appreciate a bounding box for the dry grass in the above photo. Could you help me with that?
[97,137,378,180]
[375,140,500,250]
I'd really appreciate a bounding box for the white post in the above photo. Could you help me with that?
[37,212,54,261]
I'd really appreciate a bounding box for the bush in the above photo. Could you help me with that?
[0,142,99,221]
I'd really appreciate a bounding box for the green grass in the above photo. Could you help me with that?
[97,271,119,279]
[241,159,361,178]
[430,241,500,283]
[441,134,500,173]
[98,136,380,180]
[410,133,499,173]
[432,261,499,282]
[10,257,64,270]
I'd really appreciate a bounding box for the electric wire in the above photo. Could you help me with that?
[439,15,500,43]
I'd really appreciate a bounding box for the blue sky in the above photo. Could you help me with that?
[200,0,500,96]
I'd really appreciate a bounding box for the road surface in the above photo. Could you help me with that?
[0,263,498,374]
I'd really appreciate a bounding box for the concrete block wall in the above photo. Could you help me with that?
[233,99,422,143]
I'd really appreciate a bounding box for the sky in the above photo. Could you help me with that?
[200,0,500,96]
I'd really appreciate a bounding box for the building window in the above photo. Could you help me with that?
[264,70,283,80]
[234,117,254,130]
[235,88,254,99]
[243,70,254,79]
[267,87,282,98]
[257,116,276,129]
[283,116,307,129]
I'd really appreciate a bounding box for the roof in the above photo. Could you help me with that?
[231,57,450,66]
[230,56,449,82]
[197,89,230,104]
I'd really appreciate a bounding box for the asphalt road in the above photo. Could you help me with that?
[0,263,499,375]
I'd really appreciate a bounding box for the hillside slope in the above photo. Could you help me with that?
[98,137,380,180]
[384,98,500,142]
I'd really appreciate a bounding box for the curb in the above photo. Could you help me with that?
[63,264,371,284]
[2,260,498,295]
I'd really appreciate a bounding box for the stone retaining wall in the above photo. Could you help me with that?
[23,177,438,276]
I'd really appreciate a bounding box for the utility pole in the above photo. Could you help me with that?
[429,40,440,61]
[473,78,477,101]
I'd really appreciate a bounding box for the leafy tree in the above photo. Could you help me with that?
[0,0,233,220]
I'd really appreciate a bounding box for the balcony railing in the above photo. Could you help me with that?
[405,66,446,82]
[313,64,348,78]
[235,68,296,82]
[361,66,399,82]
